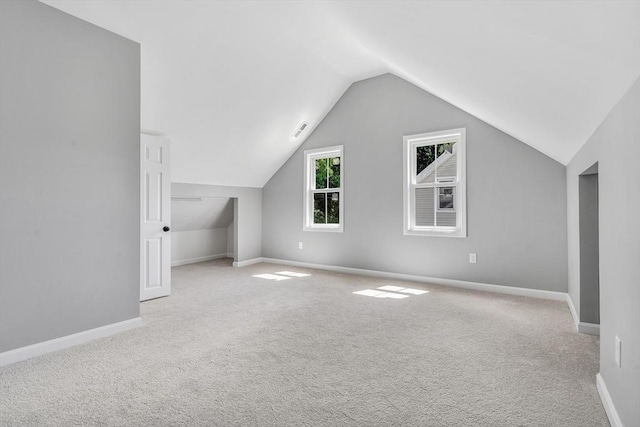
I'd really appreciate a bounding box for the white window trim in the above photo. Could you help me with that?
[303,145,344,232]
[403,128,467,238]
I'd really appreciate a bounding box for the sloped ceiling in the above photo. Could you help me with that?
[171,197,233,232]
[41,1,639,187]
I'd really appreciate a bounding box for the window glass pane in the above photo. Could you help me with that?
[436,210,456,227]
[327,192,339,223]
[438,187,455,210]
[315,158,328,189]
[313,193,326,224]
[329,157,340,188]
[415,187,435,226]
[436,142,457,182]
[416,145,436,184]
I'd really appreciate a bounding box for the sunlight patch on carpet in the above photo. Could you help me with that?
[253,273,291,281]
[275,271,311,277]
[378,285,429,295]
[353,289,409,299]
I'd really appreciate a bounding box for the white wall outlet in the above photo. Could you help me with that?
[615,336,622,367]
[298,242,303,250]
[469,253,477,264]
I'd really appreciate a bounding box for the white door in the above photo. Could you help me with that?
[140,134,171,301]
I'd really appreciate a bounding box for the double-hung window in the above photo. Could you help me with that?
[303,145,344,232]
[403,129,466,237]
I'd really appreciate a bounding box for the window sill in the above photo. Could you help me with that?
[404,228,466,238]
[304,225,343,233]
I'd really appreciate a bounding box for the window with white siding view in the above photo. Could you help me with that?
[403,129,466,237]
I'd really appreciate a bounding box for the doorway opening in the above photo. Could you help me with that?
[578,162,599,335]
[170,196,237,267]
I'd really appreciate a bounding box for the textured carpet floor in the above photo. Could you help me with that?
[0,259,608,426]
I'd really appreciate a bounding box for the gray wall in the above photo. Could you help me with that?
[263,73,568,292]
[578,172,599,324]
[171,183,262,263]
[0,1,140,352]
[172,229,229,265]
[567,78,640,425]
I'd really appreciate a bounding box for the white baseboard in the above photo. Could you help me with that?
[565,295,600,335]
[172,253,229,267]
[260,258,567,301]
[578,322,600,336]
[597,373,623,427]
[566,294,580,329]
[232,257,264,267]
[0,317,143,367]
[227,252,234,258]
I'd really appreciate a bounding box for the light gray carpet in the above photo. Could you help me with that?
[0,259,608,426]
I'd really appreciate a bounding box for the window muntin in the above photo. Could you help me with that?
[403,129,466,237]
[304,146,343,232]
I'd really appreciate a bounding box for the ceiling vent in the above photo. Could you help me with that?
[291,122,309,139]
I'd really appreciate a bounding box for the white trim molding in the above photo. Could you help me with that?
[171,253,230,267]
[0,317,143,367]
[140,128,166,136]
[597,373,624,427]
[566,294,580,327]
[578,322,600,336]
[232,257,264,267]
[261,258,566,301]
[565,294,600,335]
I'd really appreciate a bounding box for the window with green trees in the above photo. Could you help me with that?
[304,146,343,232]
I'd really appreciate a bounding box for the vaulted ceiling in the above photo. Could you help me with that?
[171,197,234,232]
[41,1,639,187]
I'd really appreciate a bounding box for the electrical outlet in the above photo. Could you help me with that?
[469,253,477,264]
[615,336,622,367]
[298,242,303,250]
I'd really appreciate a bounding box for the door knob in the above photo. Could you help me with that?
[163,226,170,232]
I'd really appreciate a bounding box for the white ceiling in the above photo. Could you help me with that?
[42,1,639,187]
